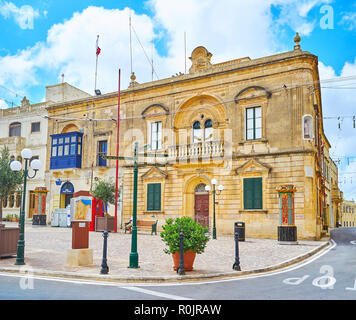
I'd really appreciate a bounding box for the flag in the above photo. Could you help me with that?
[96,35,101,56]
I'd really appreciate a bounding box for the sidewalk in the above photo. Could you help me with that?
[0,222,330,283]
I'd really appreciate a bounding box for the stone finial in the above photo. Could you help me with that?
[21,96,30,107]
[189,46,212,73]
[294,32,301,51]
[128,72,139,88]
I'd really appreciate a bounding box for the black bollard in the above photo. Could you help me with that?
[232,230,241,271]
[100,230,109,274]
[177,230,185,275]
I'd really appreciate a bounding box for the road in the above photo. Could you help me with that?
[0,227,355,301]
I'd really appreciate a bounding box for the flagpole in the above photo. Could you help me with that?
[94,35,99,93]
[114,69,121,233]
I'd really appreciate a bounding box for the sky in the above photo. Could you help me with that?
[0,0,356,200]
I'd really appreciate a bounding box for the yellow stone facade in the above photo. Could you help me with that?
[46,42,339,240]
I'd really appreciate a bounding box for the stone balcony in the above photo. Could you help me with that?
[167,140,224,162]
[332,187,342,202]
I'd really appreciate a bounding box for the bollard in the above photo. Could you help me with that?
[100,230,109,274]
[232,230,241,271]
[177,230,185,275]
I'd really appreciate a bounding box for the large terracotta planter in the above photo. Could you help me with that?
[172,250,197,271]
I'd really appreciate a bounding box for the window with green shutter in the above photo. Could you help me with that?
[147,183,161,211]
[243,178,262,209]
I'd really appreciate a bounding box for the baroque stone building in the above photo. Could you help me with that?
[45,35,340,240]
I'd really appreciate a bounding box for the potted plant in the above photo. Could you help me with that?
[160,216,210,271]
[91,178,117,232]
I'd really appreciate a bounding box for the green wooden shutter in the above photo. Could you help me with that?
[147,183,161,211]
[244,179,254,209]
[254,178,262,209]
[244,178,262,209]
[147,184,154,211]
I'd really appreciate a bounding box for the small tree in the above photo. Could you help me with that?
[91,178,117,216]
[0,147,23,222]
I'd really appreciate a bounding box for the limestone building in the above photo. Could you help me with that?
[45,34,340,240]
[341,200,356,227]
[0,83,90,223]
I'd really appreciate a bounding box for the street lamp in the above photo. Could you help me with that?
[10,148,41,265]
[205,179,224,239]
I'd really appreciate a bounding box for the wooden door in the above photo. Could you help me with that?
[29,191,35,218]
[194,194,209,228]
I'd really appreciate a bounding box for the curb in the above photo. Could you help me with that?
[0,240,331,284]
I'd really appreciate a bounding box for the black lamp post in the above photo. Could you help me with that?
[10,148,41,266]
[205,179,224,239]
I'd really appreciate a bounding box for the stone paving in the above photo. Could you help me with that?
[0,222,329,281]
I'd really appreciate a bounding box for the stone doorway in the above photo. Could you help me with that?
[194,183,209,228]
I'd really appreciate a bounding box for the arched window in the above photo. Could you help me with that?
[9,122,21,137]
[303,115,313,139]
[192,119,213,143]
[204,119,213,142]
[195,183,207,193]
[193,121,202,143]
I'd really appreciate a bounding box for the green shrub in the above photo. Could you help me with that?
[160,216,210,254]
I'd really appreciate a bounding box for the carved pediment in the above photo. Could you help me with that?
[141,166,168,180]
[141,104,169,119]
[235,158,272,175]
[234,86,272,103]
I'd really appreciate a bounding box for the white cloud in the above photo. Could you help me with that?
[271,0,333,36]
[0,6,157,95]
[0,1,40,29]
[148,0,276,70]
[0,98,8,109]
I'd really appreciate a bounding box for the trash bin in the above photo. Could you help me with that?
[234,222,245,241]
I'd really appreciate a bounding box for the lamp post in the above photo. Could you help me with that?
[129,142,139,268]
[205,179,224,240]
[102,141,167,269]
[10,148,41,265]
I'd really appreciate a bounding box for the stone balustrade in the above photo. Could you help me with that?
[168,140,224,161]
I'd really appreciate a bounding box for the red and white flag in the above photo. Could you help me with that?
[96,35,101,56]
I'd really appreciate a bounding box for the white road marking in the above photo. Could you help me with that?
[0,272,191,300]
[283,275,310,285]
[0,240,336,289]
[346,279,356,291]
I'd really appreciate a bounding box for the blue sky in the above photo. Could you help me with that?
[0,0,356,200]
